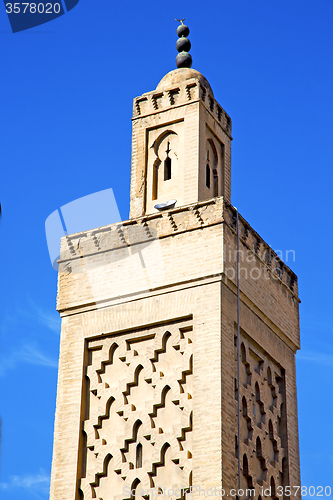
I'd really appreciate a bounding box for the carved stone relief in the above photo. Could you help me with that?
[79,320,193,500]
[236,334,288,499]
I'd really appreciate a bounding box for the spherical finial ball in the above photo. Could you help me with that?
[177,24,190,38]
[176,52,193,69]
[176,37,191,53]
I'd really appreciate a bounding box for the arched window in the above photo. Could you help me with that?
[164,140,172,180]
[206,164,211,188]
[242,396,248,417]
[255,382,260,402]
[271,476,276,498]
[241,343,246,363]
[164,156,171,180]
[136,443,142,468]
[267,366,272,386]
[206,140,219,194]
[243,454,249,476]
[152,162,158,200]
[256,437,266,471]
[151,131,177,202]
[131,479,141,500]
[213,169,218,196]
[256,436,262,458]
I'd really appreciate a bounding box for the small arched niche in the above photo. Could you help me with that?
[206,139,219,196]
[135,443,142,468]
[151,130,179,202]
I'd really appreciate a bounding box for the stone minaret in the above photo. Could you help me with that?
[50,22,301,500]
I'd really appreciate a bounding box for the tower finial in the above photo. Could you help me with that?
[175,19,192,69]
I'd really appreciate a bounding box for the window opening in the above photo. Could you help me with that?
[206,164,210,188]
[152,163,158,200]
[213,168,218,196]
[164,141,172,180]
[136,443,143,468]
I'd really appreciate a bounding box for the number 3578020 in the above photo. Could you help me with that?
[5,3,61,13]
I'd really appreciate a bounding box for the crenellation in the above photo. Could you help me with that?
[167,88,180,105]
[59,199,222,267]
[217,105,222,122]
[190,206,205,226]
[240,221,249,242]
[254,235,261,255]
[208,95,214,112]
[185,82,196,100]
[151,93,160,110]
[116,225,127,244]
[200,84,206,102]
[167,213,178,231]
[65,235,76,256]
[57,198,298,301]
[134,96,148,116]
[92,234,100,251]
[264,244,273,267]
[131,78,232,139]
[223,201,298,297]
[226,115,232,135]
[141,219,154,238]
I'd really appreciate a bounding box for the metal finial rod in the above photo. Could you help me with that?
[175,18,185,24]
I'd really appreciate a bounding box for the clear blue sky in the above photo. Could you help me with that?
[0,1,332,498]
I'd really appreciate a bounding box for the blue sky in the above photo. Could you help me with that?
[0,0,332,498]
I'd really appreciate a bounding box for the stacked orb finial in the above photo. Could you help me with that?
[175,18,192,69]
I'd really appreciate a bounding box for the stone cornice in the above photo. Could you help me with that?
[132,78,232,139]
[222,201,299,298]
[58,197,298,300]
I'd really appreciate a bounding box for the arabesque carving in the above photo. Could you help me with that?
[79,320,193,500]
[237,334,289,498]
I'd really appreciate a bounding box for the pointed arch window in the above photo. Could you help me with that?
[164,141,172,180]
[136,443,142,468]
[213,169,218,196]
[206,164,211,188]
[206,149,211,188]
[164,157,171,180]
[256,436,262,457]
[206,140,220,195]
[152,162,158,200]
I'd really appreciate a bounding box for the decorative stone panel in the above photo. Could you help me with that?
[79,319,193,500]
[236,333,289,499]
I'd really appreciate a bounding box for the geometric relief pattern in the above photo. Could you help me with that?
[236,334,288,499]
[79,320,193,500]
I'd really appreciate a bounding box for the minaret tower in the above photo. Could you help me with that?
[50,21,301,500]
[130,21,231,218]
